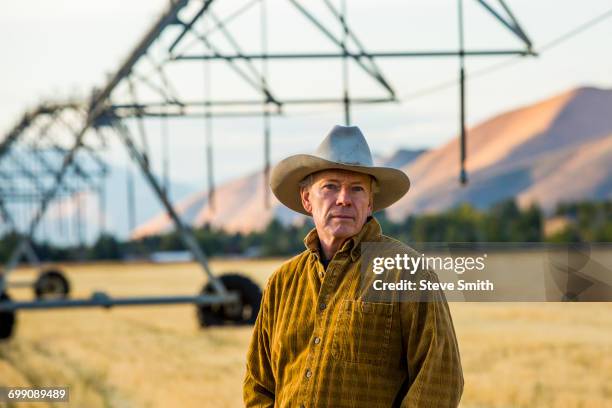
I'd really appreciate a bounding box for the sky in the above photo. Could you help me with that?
[2,0,612,191]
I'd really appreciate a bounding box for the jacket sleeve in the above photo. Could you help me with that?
[399,270,464,407]
[243,278,276,408]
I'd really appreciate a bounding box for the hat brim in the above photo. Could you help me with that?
[270,154,411,216]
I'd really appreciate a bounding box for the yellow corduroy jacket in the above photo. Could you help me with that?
[243,217,464,407]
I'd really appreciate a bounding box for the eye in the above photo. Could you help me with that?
[323,183,338,191]
[352,185,365,192]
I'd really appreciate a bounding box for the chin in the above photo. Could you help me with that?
[329,224,358,238]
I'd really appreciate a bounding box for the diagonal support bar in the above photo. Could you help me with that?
[475,0,533,49]
[112,120,228,296]
[288,0,396,99]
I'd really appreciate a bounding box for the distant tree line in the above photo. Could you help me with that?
[1,199,611,263]
[549,201,612,242]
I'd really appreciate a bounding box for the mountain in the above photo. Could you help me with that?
[378,148,427,168]
[131,171,302,237]
[133,86,612,237]
[386,86,612,220]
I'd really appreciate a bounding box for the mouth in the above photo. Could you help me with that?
[330,214,355,220]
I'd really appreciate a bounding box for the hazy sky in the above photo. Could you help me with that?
[2,0,612,187]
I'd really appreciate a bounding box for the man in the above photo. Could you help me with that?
[243,125,463,407]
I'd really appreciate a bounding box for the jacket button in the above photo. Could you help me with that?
[319,302,326,311]
[305,369,312,378]
[314,337,321,344]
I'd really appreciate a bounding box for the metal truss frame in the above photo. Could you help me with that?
[0,0,534,311]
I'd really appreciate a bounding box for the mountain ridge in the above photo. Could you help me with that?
[132,86,612,237]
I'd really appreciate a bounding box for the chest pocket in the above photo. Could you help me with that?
[331,299,394,366]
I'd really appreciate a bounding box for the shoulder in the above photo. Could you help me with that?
[264,250,312,293]
[259,250,313,321]
[368,232,423,259]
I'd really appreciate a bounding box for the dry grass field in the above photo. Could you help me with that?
[1,257,611,408]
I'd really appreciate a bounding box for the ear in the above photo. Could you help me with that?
[367,192,374,216]
[300,186,313,214]
[366,176,376,217]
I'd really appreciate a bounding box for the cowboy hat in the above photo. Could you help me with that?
[270,125,410,216]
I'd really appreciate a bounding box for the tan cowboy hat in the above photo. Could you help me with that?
[270,125,411,216]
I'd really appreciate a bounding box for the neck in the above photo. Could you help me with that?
[318,235,347,262]
[316,218,372,261]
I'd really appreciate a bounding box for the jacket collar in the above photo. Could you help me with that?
[303,216,382,262]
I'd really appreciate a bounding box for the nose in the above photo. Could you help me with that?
[335,185,352,206]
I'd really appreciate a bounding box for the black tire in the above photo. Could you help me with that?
[196,273,262,328]
[0,291,16,340]
[34,269,70,300]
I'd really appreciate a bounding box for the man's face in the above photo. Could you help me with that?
[300,169,374,242]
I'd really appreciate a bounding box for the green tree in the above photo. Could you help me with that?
[514,204,542,242]
[90,233,122,260]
